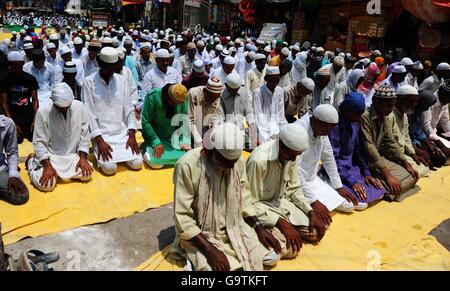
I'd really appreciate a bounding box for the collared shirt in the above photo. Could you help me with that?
[322,63,345,92]
[360,105,405,170]
[380,75,407,91]
[252,85,287,142]
[140,66,182,100]
[236,58,255,85]
[82,54,99,77]
[210,68,243,88]
[136,58,155,84]
[284,84,309,116]
[295,114,343,202]
[195,49,210,64]
[405,72,419,89]
[218,86,254,131]
[311,85,333,111]
[71,47,88,60]
[57,58,85,87]
[179,55,197,78]
[0,115,20,178]
[23,61,63,100]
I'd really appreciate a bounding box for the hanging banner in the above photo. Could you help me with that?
[122,0,145,6]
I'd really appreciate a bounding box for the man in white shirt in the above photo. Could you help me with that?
[419,62,450,93]
[246,53,267,104]
[179,42,197,78]
[81,47,143,175]
[140,48,182,103]
[82,39,101,77]
[58,46,85,87]
[423,80,450,149]
[195,40,210,64]
[311,66,333,110]
[295,105,362,226]
[381,65,408,91]
[210,56,243,89]
[252,66,287,144]
[236,52,255,85]
[321,56,345,92]
[71,37,87,60]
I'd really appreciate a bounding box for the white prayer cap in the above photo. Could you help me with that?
[23,25,29,30]
[24,36,32,42]
[49,33,58,40]
[235,38,242,45]
[300,78,315,92]
[225,72,242,89]
[221,49,230,57]
[98,26,104,30]
[102,37,112,44]
[59,46,71,56]
[361,58,371,65]
[12,31,17,36]
[215,44,223,51]
[316,47,325,53]
[7,51,24,62]
[214,36,220,42]
[197,40,205,47]
[338,52,345,58]
[255,53,266,61]
[155,48,170,59]
[66,25,71,29]
[144,29,150,34]
[3,39,11,46]
[116,47,126,60]
[140,42,152,50]
[133,30,139,36]
[281,47,290,56]
[400,57,414,66]
[103,32,110,37]
[266,66,280,76]
[280,124,309,152]
[229,47,236,53]
[46,43,56,50]
[437,62,450,71]
[20,29,26,34]
[123,37,133,45]
[193,59,205,73]
[111,37,120,48]
[264,45,271,53]
[246,43,256,52]
[63,61,77,73]
[73,37,83,45]
[99,47,118,64]
[413,62,423,70]
[24,43,33,50]
[85,35,91,41]
[316,66,331,76]
[333,56,345,66]
[117,29,124,35]
[77,26,82,30]
[248,51,257,61]
[224,56,236,65]
[229,41,235,47]
[292,44,300,51]
[256,39,264,45]
[313,104,339,124]
[210,123,244,160]
[397,84,418,96]
[51,82,74,108]
[392,65,407,74]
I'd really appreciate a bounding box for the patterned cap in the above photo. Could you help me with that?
[205,76,223,94]
[373,85,397,99]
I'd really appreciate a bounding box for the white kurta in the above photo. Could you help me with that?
[423,97,450,148]
[294,114,345,211]
[210,68,243,88]
[322,64,345,92]
[195,50,210,63]
[245,67,266,103]
[418,74,442,94]
[252,85,287,142]
[380,75,407,91]
[72,47,88,60]
[311,85,334,110]
[278,74,292,89]
[236,58,254,85]
[23,61,63,106]
[290,63,307,85]
[58,58,85,87]
[81,72,139,166]
[30,101,92,182]
[140,66,182,100]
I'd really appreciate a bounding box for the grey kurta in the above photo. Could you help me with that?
[29,101,92,189]
[170,148,267,271]
[246,140,312,227]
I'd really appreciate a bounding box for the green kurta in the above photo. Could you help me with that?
[246,140,312,228]
[141,88,191,165]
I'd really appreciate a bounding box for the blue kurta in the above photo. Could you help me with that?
[328,114,385,203]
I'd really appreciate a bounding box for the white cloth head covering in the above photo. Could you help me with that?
[392,65,407,74]
[333,56,345,66]
[400,57,414,66]
[63,61,77,73]
[300,78,315,92]
[49,34,58,40]
[397,84,418,96]
[266,66,280,75]
[281,47,290,56]
[51,82,74,108]
[102,37,112,44]
[215,44,224,51]
[225,73,242,89]
[316,66,331,76]
[221,50,230,57]
[255,53,266,61]
[155,48,170,59]
[99,47,119,64]
[372,50,382,57]
[437,62,450,71]
[140,42,152,50]
[413,62,423,70]
[123,36,133,45]
[280,123,309,152]
[59,46,71,56]
[248,51,257,61]
[7,51,24,62]
[73,37,83,45]
[24,36,32,42]
[292,45,300,51]
[116,47,127,60]
[313,104,339,124]
[264,45,271,53]
[193,59,205,73]
[24,43,33,50]
[210,123,244,160]
[197,40,205,47]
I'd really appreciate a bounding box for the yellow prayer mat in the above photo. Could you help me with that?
[1,137,251,245]
[135,166,450,271]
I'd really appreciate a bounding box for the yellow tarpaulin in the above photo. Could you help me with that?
[135,166,450,271]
